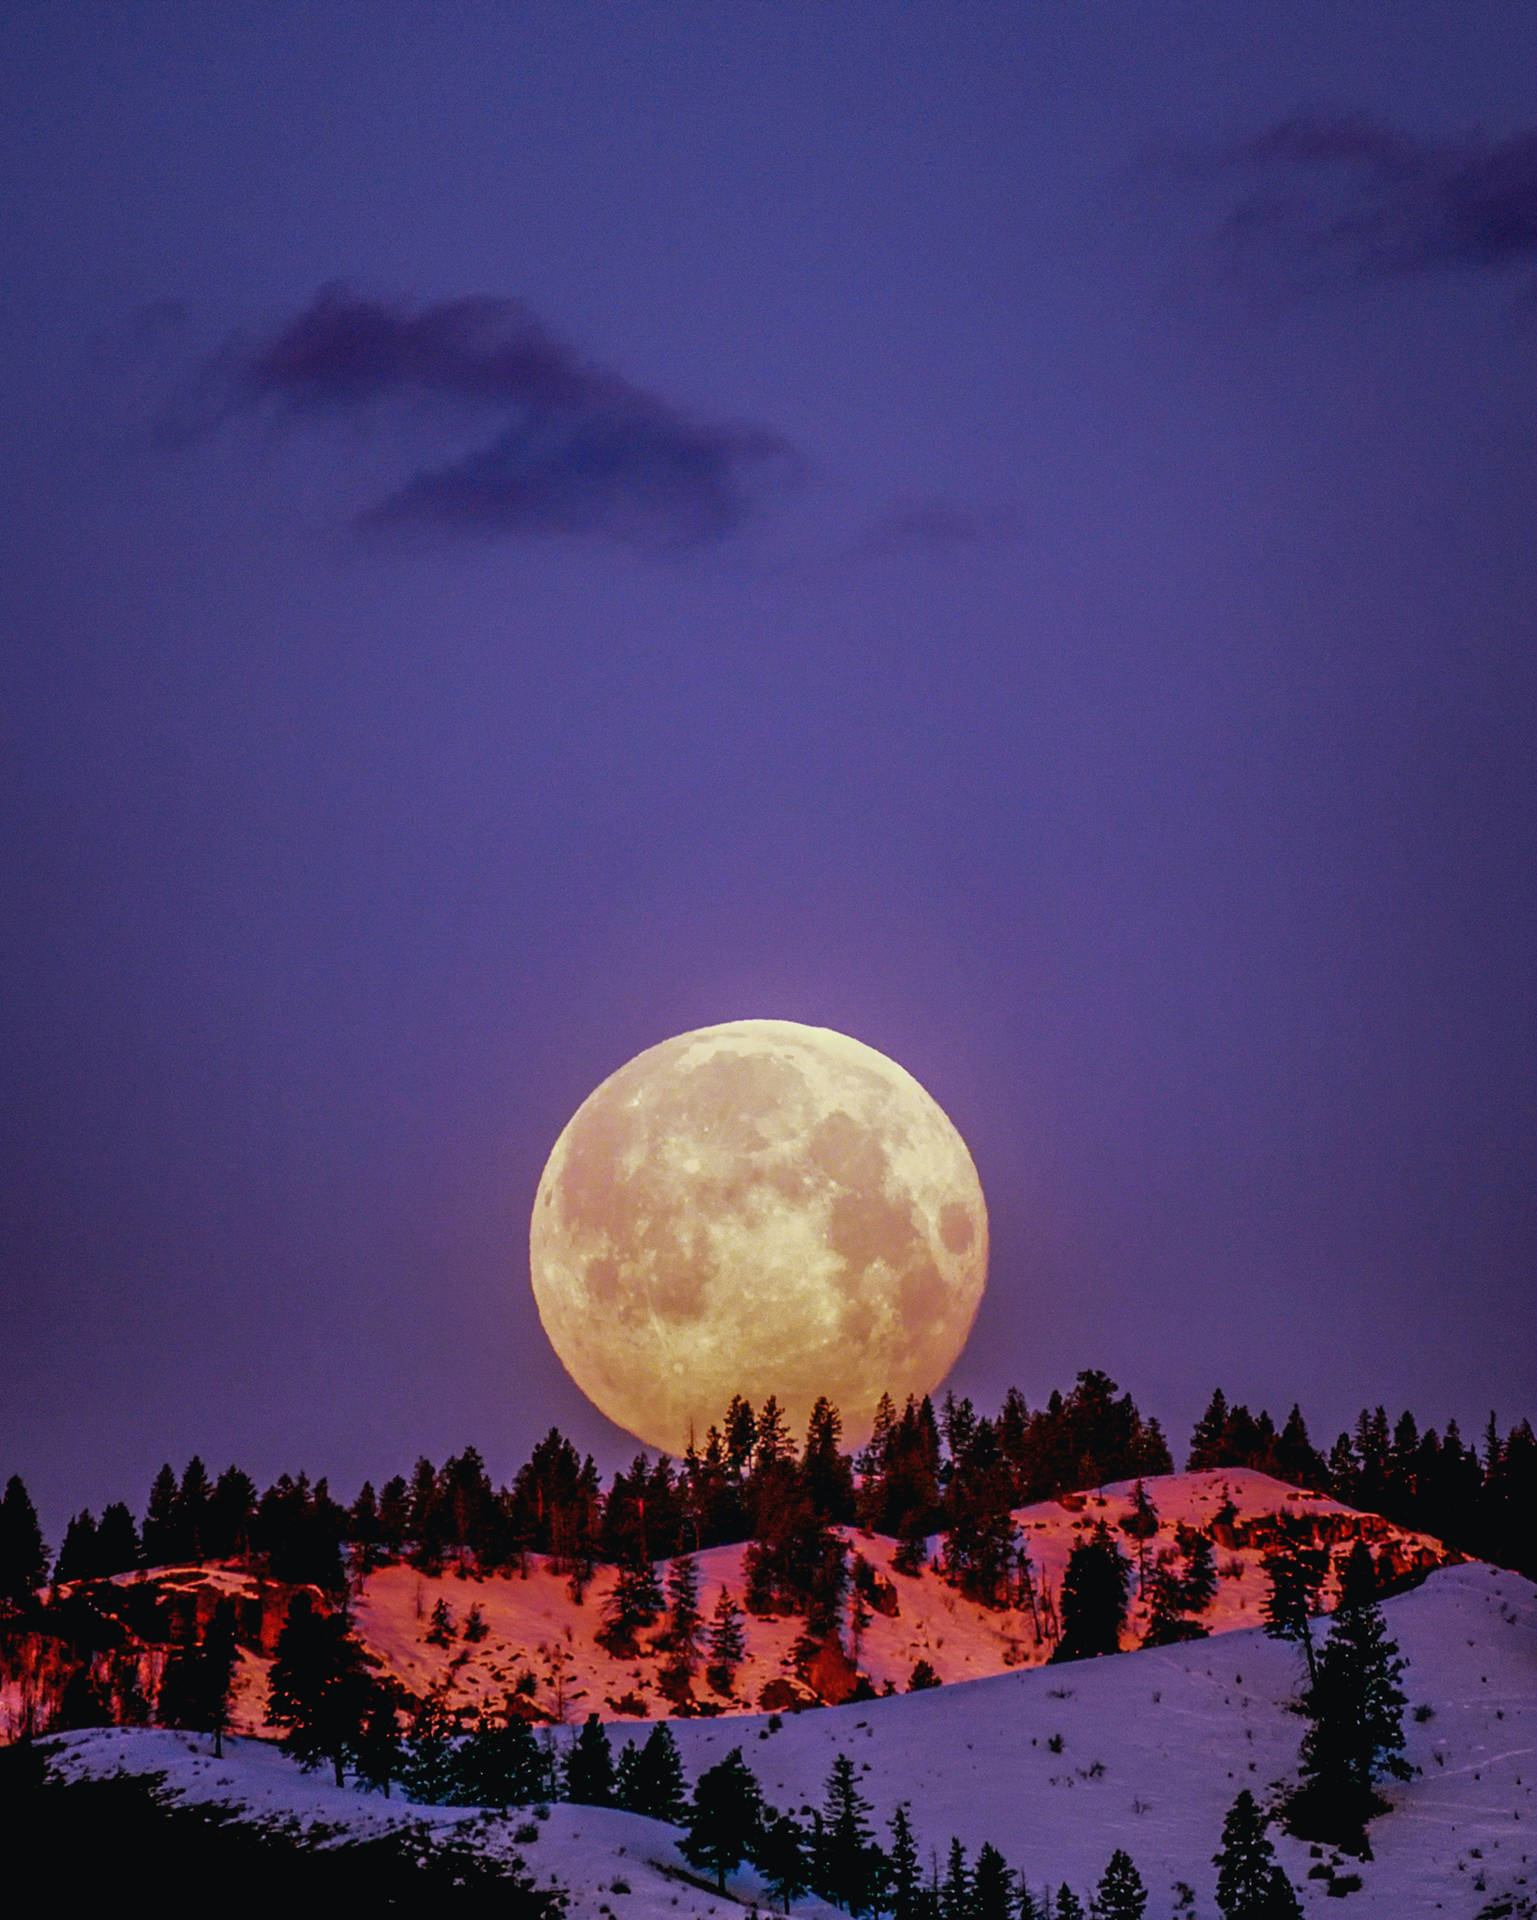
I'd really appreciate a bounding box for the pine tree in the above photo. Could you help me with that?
[706,1587,747,1691]
[1177,1525,1217,1614]
[888,1803,923,1920]
[1188,1390,1231,1469]
[1090,1849,1145,1919]
[1261,1524,1327,1684]
[176,1456,212,1558]
[940,1838,971,1920]
[614,1737,644,1812]
[265,1591,374,1786]
[664,1554,703,1670]
[1288,1542,1411,1844]
[354,1692,401,1796]
[142,1462,181,1565]
[682,1746,765,1891]
[1054,1524,1130,1661]
[425,1595,455,1646]
[1054,1888,1086,1920]
[973,1842,1014,1920]
[95,1501,141,1576]
[0,1475,49,1607]
[1119,1481,1159,1592]
[158,1596,240,1754]
[399,1695,458,1803]
[1213,1790,1302,1917]
[755,1812,812,1914]
[1140,1561,1208,1648]
[564,1711,616,1805]
[624,1722,687,1822]
[54,1510,100,1585]
[819,1751,886,1913]
[600,1556,664,1653]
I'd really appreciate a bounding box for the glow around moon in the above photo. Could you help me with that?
[529,1020,988,1455]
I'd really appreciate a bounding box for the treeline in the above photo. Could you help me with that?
[5,1370,1172,1609]
[6,1373,1533,1623]
[1186,1389,1537,1579]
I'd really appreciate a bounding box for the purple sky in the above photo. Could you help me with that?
[4,4,1535,1535]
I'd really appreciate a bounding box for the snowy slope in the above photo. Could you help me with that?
[51,1559,1536,1918]
[345,1470,1453,1723]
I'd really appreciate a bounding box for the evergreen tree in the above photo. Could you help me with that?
[142,1463,182,1564]
[940,1837,971,1920]
[802,1397,856,1522]
[614,1737,644,1812]
[681,1746,765,1891]
[564,1711,615,1806]
[664,1554,703,1670]
[1261,1525,1327,1684]
[203,1466,257,1560]
[599,1556,664,1654]
[1188,1390,1230,1469]
[1055,1889,1086,1920]
[1288,1542,1411,1844]
[176,1456,212,1558]
[887,1802,923,1920]
[1090,1849,1145,1919]
[1140,1561,1208,1648]
[353,1692,401,1796]
[266,1591,375,1786]
[456,1708,546,1808]
[377,1475,411,1556]
[1053,1524,1130,1661]
[158,1596,240,1755]
[399,1695,458,1804]
[0,1475,48,1607]
[819,1751,886,1914]
[95,1501,141,1575]
[630,1722,687,1822]
[1213,1790,1302,1918]
[973,1842,1014,1920]
[1176,1525,1217,1614]
[54,1510,100,1584]
[755,1812,812,1913]
[1119,1481,1159,1592]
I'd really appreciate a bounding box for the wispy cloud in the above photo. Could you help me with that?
[1193,112,1537,290]
[177,288,797,549]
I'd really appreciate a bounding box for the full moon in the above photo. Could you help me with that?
[529,1020,988,1455]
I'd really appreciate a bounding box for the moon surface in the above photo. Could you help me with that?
[529,1019,988,1456]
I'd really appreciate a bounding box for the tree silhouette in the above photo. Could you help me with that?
[682,1746,764,1891]
[266,1592,375,1786]
[1288,1543,1411,1845]
[1213,1790,1302,1917]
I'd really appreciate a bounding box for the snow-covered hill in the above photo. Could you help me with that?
[342,1470,1453,1727]
[46,1502,1530,1918]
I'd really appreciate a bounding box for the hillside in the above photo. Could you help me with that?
[46,1558,1537,1918]
[339,1469,1453,1728]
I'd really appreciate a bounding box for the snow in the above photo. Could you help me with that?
[344,1471,1454,1725]
[47,1557,1537,1917]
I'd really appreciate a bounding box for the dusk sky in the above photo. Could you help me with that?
[4,4,1535,1536]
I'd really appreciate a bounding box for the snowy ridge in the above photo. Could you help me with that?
[48,1557,1535,1916]
[342,1470,1454,1728]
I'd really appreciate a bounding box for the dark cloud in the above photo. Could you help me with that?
[183,288,796,548]
[1203,112,1537,287]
